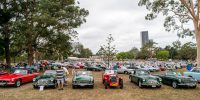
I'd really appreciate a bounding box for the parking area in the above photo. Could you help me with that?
[0,70,200,100]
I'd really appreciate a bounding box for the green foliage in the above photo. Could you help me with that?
[156,50,170,60]
[116,52,128,60]
[179,42,197,60]
[72,43,93,58]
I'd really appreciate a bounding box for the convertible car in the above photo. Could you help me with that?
[117,66,134,74]
[85,66,102,71]
[33,70,57,89]
[0,72,8,76]
[129,69,162,88]
[183,68,200,82]
[0,69,39,87]
[158,71,197,88]
[72,71,94,89]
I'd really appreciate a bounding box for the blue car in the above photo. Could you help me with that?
[183,68,200,82]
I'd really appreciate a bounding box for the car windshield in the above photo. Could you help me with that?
[166,71,181,76]
[44,70,56,76]
[14,70,27,74]
[137,70,149,75]
[105,70,115,74]
[192,68,200,73]
[76,71,91,76]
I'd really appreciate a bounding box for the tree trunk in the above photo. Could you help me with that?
[28,44,34,65]
[196,31,200,67]
[4,33,11,66]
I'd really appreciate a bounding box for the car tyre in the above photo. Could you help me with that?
[191,85,197,89]
[104,82,109,89]
[138,80,143,88]
[72,85,76,89]
[172,81,178,89]
[91,85,94,89]
[33,85,38,89]
[15,79,21,87]
[130,77,133,83]
[157,85,161,88]
[119,80,123,89]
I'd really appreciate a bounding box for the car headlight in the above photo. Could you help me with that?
[50,78,54,81]
[142,79,146,81]
[33,78,36,82]
[11,78,15,81]
[159,78,162,82]
[178,79,182,82]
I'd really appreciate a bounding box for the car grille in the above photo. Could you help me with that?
[0,80,8,84]
[37,79,48,86]
[147,80,158,85]
[78,80,89,84]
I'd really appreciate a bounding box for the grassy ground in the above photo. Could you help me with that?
[0,69,200,100]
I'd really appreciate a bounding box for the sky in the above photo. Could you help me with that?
[75,0,195,54]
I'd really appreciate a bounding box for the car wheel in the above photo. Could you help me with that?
[172,81,178,89]
[192,85,197,89]
[104,82,108,89]
[103,80,105,84]
[72,85,76,89]
[157,85,161,88]
[33,85,38,89]
[130,77,133,83]
[138,80,143,88]
[15,79,21,87]
[91,85,94,89]
[53,84,57,89]
[119,80,123,89]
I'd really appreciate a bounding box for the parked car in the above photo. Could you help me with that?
[0,69,39,87]
[96,65,108,71]
[129,69,162,88]
[117,66,134,74]
[183,68,200,82]
[72,71,94,88]
[33,70,57,89]
[158,71,197,88]
[85,66,102,71]
[102,70,123,89]
[0,71,8,76]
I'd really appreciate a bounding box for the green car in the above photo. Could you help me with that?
[157,71,197,88]
[129,69,162,88]
[33,70,57,89]
[72,71,94,89]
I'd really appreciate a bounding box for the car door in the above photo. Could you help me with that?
[132,71,138,83]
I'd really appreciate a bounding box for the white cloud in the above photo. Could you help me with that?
[76,0,195,53]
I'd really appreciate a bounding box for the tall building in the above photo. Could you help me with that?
[141,31,149,47]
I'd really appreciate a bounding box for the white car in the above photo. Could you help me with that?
[117,66,134,74]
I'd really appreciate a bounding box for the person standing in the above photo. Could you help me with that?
[56,66,65,90]
[63,66,69,85]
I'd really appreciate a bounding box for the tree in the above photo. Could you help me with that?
[0,1,18,66]
[127,47,139,59]
[101,34,117,67]
[72,43,92,58]
[156,50,170,60]
[138,0,200,65]
[179,42,197,60]
[116,52,128,60]
[13,0,89,65]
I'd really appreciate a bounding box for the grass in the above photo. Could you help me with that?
[0,69,200,100]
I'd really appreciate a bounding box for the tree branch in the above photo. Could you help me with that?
[180,0,197,21]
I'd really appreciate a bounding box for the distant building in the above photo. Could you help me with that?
[141,31,149,47]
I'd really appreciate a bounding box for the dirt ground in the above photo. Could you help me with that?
[0,69,200,100]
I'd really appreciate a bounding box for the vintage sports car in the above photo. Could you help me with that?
[0,72,8,76]
[0,69,39,87]
[117,66,134,74]
[129,69,162,88]
[183,68,200,82]
[33,70,57,89]
[102,70,123,89]
[85,66,102,71]
[72,71,94,89]
[158,71,197,88]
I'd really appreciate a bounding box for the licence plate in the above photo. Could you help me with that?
[0,83,6,85]
[112,84,118,86]
[152,85,156,87]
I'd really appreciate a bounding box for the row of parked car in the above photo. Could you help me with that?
[0,67,199,89]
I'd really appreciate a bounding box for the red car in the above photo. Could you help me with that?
[0,69,39,87]
[102,70,123,89]
[0,72,8,76]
